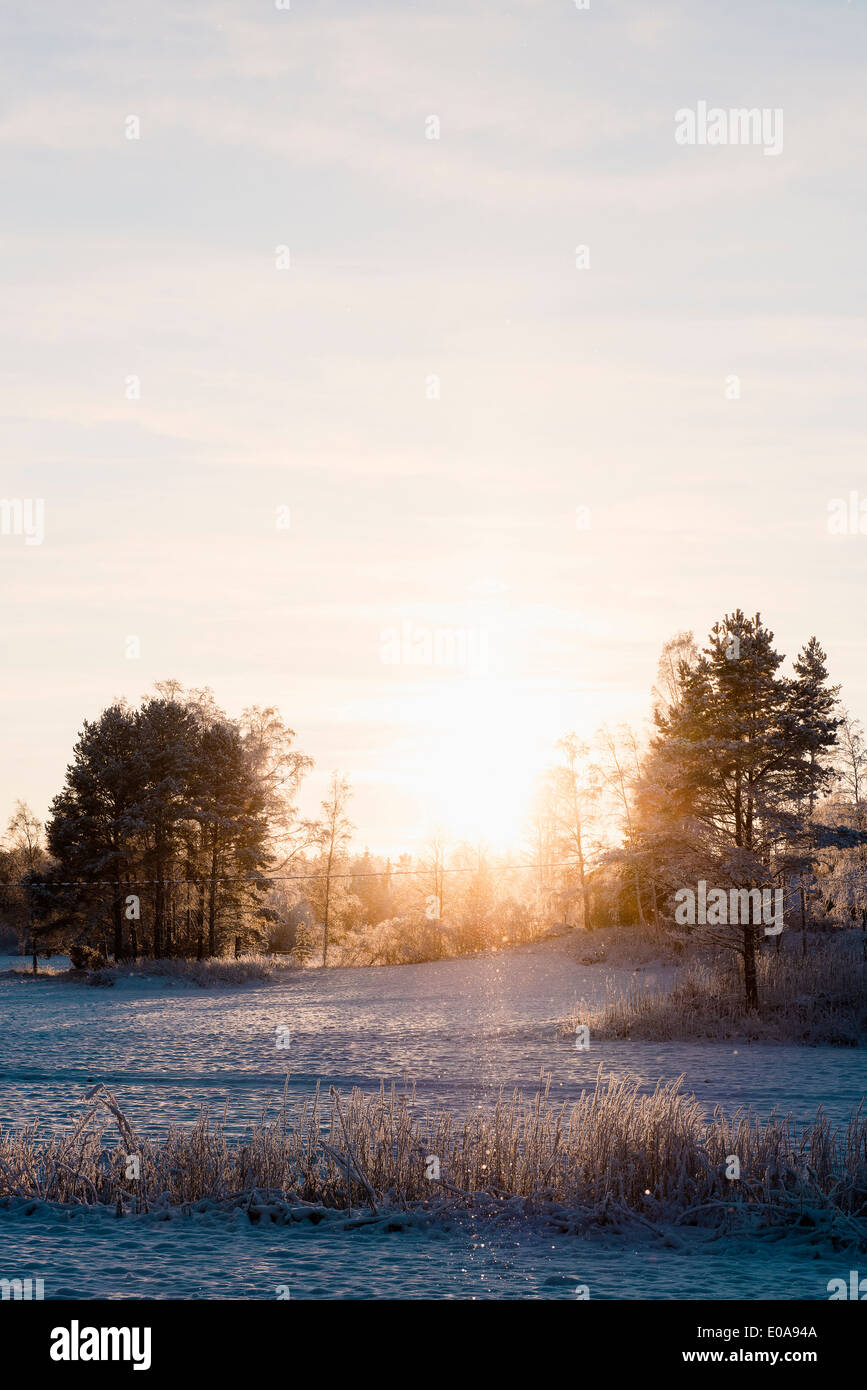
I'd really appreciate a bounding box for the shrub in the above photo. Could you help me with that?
[117,954,299,986]
[564,937,867,1044]
[68,944,108,971]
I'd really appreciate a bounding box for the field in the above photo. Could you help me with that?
[1,934,864,1300]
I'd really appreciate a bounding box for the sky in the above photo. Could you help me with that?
[1,0,866,855]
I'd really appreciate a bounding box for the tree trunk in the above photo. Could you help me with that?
[124,877,137,959]
[742,925,759,1012]
[569,772,587,931]
[208,841,218,957]
[634,868,646,926]
[197,880,206,959]
[153,868,163,958]
[112,892,124,961]
[322,875,331,967]
[576,843,587,930]
[800,881,807,958]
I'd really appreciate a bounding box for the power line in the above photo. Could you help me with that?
[0,860,581,890]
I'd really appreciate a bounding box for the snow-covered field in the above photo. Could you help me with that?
[0,938,863,1299]
[0,1197,847,1300]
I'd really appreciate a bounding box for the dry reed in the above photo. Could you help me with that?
[0,1073,864,1246]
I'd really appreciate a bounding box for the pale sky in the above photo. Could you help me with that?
[1,0,866,854]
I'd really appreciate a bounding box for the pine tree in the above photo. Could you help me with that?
[649,611,840,1010]
[46,686,312,960]
[47,706,140,960]
[133,697,199,957]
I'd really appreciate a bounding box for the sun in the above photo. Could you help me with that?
[410,676,569,852]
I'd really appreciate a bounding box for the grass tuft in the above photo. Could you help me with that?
[565,939,867,1045]
[1,1075,865,1246]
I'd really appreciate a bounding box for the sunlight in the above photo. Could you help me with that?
[414,677,573,851]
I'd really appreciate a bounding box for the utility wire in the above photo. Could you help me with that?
[0,860,581,889]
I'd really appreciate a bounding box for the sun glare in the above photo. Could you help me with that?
[410,677,572,851]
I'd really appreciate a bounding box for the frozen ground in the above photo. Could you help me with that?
[0,940,862,1134]
[0,1198,847,1300]
[0,938,863,1299]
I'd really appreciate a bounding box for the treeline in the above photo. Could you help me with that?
[0,683,549,971]
[3,611,867,991]
[267,836,547,967]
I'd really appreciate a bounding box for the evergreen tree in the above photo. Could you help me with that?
[46,685,311,960]
[649,611,840,1009]
[47,705,140,959]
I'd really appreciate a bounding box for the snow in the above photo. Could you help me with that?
[0,937,863,1298]
[0,941,861,1134]
[0,1197,847,1300]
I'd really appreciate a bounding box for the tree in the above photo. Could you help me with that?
[597,724,649,926]
[239,705,314,870]
[132,697,199,957]
[46,685,312,960]
[836,707,866,823]
[350,850,394,928]
[651,630,699,719]
[185,715,287,957]
[418,832,448,925]
[454,842,495,953]
[550,734,596,928]
[526,784,558,908]
[5,801,50,973]
[650,611,840,1010]
[789,636,840,814]
[311,773,354,966]
[47,704,140,960]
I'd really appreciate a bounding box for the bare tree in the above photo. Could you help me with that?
[597,724,650,927]
[313,773,354,967]
[6,801,45,974]
[651,631,699,720]
[837,706,867,823]
[419,830,448,923]
[526,785,558,904]
[551,734,596,929]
